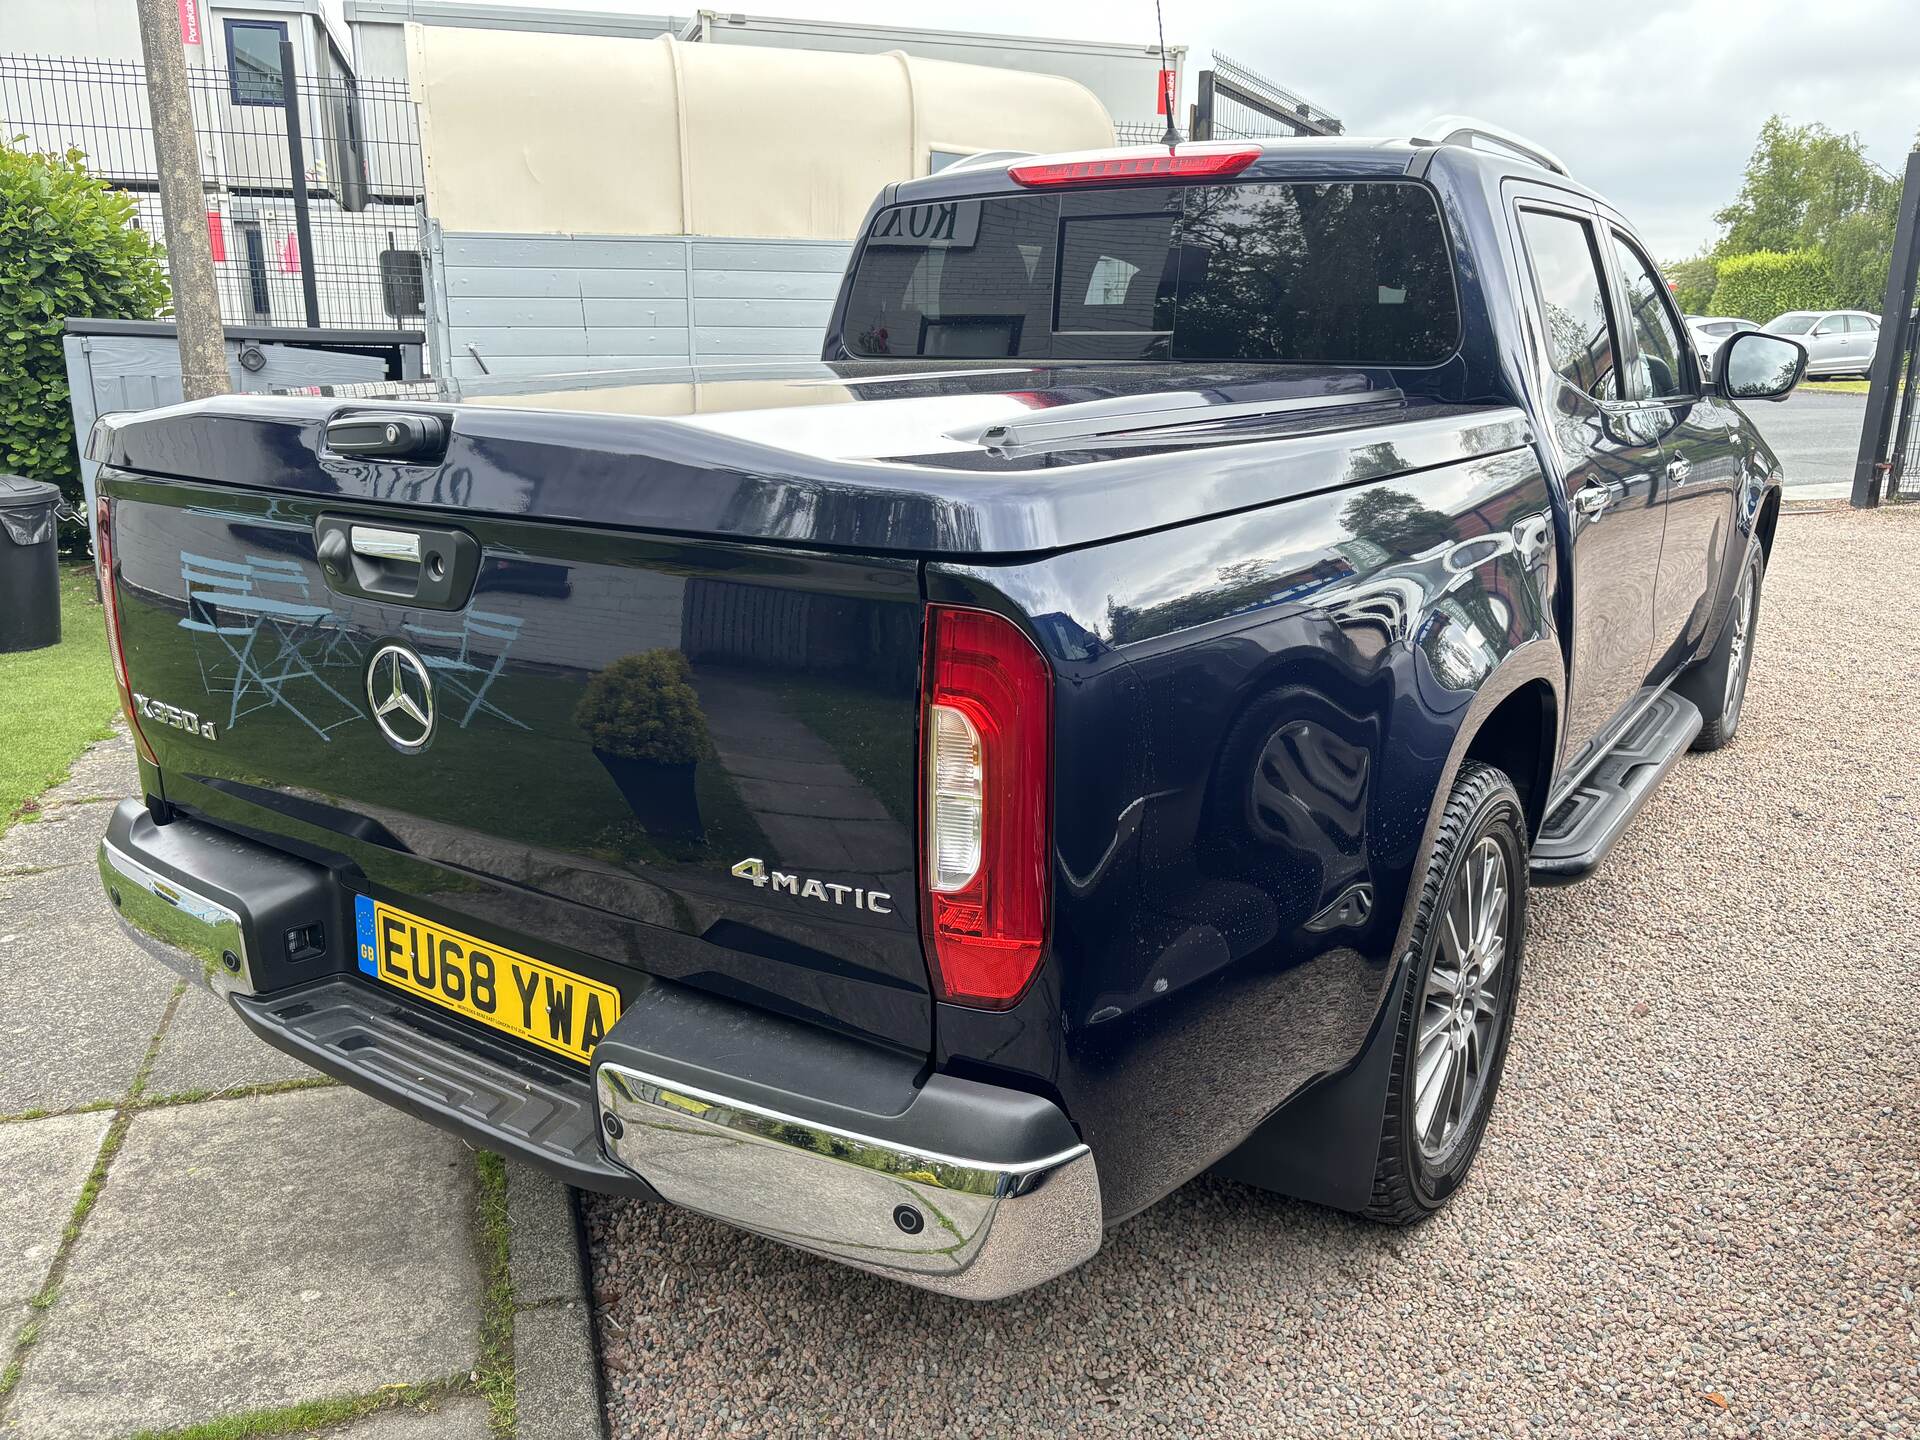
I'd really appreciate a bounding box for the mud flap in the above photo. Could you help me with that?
[1207,954,1412,1213]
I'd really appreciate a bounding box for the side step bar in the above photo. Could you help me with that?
[1532,690,1702,885]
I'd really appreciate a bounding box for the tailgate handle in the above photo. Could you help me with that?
[324,412,447,462]
[315,515,479,611]
[351,525,421,565]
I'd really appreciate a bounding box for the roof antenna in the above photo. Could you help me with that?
[1155,0,1180,148]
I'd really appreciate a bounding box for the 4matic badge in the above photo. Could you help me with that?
[729,858,892,914]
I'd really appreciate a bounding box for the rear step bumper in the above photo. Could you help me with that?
[97,799,1100,1298]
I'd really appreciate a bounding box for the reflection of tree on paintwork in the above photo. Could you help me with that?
[1105,554,1356,644]
[1340,488,1458,557]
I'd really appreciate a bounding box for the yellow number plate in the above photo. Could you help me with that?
[354,895,619,1064]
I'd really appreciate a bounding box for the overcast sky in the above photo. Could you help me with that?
[665,0,1920,259]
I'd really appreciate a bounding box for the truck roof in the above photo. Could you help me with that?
[890,132,1607,210]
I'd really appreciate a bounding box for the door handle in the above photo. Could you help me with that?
[1573,485,1610,517]
[324,412,447,462]
[314,515,479,611]
[350,525,422,565]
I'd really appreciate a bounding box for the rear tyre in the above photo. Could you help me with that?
[1363,762,1526,1226]
[1678,544,1764,752]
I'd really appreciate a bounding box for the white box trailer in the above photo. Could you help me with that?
[681,9,1183,142]
[408,25,1115,386]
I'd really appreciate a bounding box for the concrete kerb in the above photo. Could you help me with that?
[504,1164,609,1440]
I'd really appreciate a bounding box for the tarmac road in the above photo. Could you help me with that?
[1742,387,1868,488]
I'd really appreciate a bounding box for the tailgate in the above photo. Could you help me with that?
[102,472,930,1053]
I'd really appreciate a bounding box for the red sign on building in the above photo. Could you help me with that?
[177,0,201,46]
[1156,68,1176,116]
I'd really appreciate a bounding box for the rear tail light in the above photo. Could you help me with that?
[920,606,1051,1008]
[95,495,157,765]
[1009,144,1260,188]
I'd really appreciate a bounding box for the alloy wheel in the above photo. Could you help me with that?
[1415,836,1511,1159]
[1724,558,1757,722]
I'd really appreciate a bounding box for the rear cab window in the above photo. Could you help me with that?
[842,180,1461,366]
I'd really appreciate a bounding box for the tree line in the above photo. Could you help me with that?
[1667,116,1914,322]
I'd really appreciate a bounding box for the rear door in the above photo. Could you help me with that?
[1806,313,1849,372]
[1846,313,1880,371]
[1510,199,1669,763]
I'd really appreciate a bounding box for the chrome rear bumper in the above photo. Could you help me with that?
[100,829,256,996]
[597,1062,1102,1300]
[98,798,1103,1298]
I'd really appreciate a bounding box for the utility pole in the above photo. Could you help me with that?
[134,0,229,399]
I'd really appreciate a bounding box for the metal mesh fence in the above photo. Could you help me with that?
[1205,52,1343,139]
[2,53,425,331]
[1889,321,1920,501]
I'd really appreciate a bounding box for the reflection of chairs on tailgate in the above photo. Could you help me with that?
[243,553,361,669]
[402,609,529,730]
[178,552,362,740]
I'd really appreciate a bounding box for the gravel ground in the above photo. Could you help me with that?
[585,503,1920,1439]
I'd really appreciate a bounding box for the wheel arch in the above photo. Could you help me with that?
[1755,483,1783,562]
[1209,643,1562,1212]
[1461,677,1558,841]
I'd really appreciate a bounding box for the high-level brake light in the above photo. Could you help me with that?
[1008,145,1260,188]
[95,495,157,765]
[920,606,1051,1009]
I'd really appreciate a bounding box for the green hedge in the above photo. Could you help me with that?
[1665,256,1719,316]
[1,141,170,551]
[1708,248,1834,325]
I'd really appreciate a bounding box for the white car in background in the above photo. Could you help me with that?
[1683,316,1758,380]
[1763,310,1882,378]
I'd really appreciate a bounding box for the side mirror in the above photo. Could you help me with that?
[1716,331,1806,402]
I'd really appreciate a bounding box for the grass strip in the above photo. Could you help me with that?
[0,1099,117,1127]
[0,564,120,836]
[122,1377,470,1440]
[133,1075,338,1111]
[473,1151,518,1437]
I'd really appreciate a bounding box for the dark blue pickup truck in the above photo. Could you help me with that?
[92,129,1806,1298]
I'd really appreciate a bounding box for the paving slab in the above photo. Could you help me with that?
[4,1087,483,1440]
[0,870,178,1116]
[142,985,321,1100]
[0,801,115,878]
[312,1396,493,1439]
[506,1164,584,1309]
[31,731,135,812]
[0,1113,111,1339]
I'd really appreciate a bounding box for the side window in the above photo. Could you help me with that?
[1848,315,1878,333]
[1609,233,1690,398]
[1518,210,1618,401]
[225,20,289,106]
[1813,315,1845,336]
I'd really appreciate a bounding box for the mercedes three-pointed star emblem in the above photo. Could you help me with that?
[366,643,435,751]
